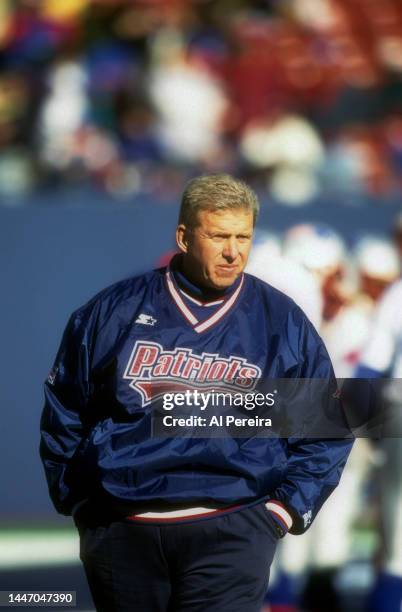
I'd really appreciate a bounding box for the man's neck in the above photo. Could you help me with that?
[171,254,239,302]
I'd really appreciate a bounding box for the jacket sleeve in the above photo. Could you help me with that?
[40,304,97,516]
[270,312,354,535]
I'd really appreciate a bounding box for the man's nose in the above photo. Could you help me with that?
[223,238,239,260]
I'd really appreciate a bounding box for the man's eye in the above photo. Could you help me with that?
[211,235,226,242]
[209,235,251,243]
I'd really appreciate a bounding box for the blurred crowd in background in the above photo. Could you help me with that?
[0,0,402,204]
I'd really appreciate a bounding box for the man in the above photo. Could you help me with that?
[40,174,352,612]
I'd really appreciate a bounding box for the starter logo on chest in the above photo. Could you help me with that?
[135,313,157,326]
[123,340,261,406]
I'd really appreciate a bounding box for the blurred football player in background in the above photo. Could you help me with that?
[252,223,400,612]
[356,278,402,612]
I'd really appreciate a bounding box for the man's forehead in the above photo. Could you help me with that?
[195,207,253,231]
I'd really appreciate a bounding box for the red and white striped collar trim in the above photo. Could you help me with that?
[179,288,224,307]
[166,269,244,334]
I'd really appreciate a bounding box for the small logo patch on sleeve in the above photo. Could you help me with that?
[302,510,313,528]
[47,366,58,385]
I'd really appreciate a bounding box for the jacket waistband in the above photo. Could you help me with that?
[126,504,242,523]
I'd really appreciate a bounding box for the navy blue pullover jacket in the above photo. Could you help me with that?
[40,263,353,534]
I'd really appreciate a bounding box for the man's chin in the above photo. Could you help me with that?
[210,273,239,289]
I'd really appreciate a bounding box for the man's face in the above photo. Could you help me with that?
[177,208,254,290]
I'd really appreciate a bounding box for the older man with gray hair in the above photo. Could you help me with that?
[40,174,352,611]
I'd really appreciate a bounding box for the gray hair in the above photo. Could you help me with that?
[179,174,260,229]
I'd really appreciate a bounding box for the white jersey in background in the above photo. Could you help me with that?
[358,279,402,584]
[247,250,323,331]
[359,279,402,379]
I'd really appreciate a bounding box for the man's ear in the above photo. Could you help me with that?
[176,224,190,253]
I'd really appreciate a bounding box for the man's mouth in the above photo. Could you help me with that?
[216,265,238,274]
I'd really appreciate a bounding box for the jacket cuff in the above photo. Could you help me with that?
[265,500,293,535]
